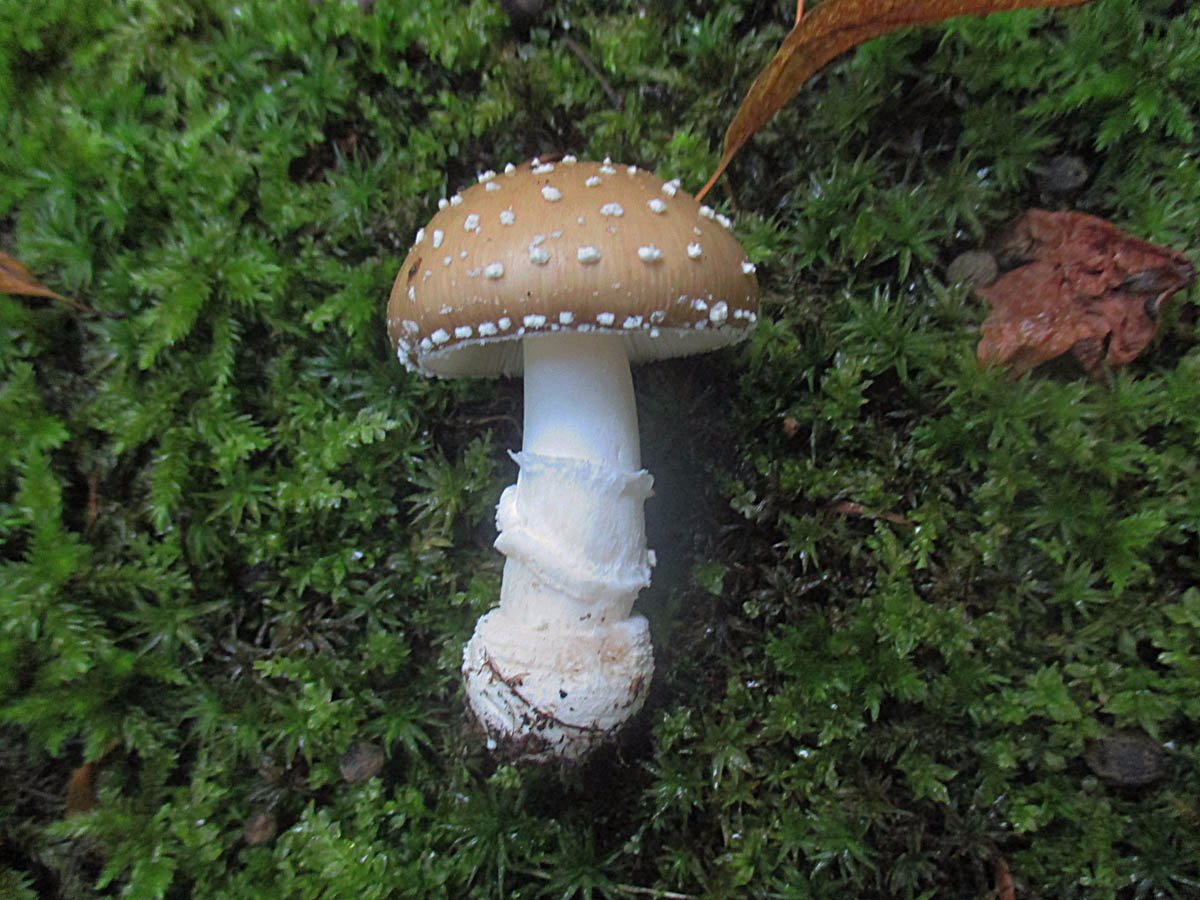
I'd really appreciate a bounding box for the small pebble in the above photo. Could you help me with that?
[340,741,385,784]
[1084,731,1168,787]
[946,250,998,290]
[243,811,278,845]
[500,0,544,29]
[1040,154,1089,195]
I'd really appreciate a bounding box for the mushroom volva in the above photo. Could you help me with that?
[388,157,759,761]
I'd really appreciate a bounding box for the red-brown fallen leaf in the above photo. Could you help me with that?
[977,210,1195,376]
[696,0,1092,201]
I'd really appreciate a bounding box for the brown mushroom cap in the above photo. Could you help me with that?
[387,157,760,378]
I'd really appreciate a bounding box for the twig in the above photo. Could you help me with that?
[561,35,624,111]
[616,884,696,899]
[459,414,520,430]
[829,500,913,527]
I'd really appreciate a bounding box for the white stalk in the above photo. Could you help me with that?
[462,332,656,760]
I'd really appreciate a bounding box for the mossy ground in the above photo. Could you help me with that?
[2,1,1199,897]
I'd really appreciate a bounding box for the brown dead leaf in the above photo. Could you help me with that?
[977,210,1195,376]
[0,251,97,314]
[697,0,1091,201]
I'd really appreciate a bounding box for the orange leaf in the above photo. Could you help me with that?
[697,0,1092,201]
[0,251,66,300]
[0,251,96,314]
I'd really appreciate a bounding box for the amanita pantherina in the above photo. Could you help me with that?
[388,157,759,761]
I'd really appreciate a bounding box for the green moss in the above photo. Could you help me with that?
[2,0,1198,897]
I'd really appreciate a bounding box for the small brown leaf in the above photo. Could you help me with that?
[977,210,1195,376]
[0,251,97,314]
[65,761,102,815]
[697,0,1092,201]
[993,854,1016,900]
[86,474,100,530]
[64,739,120,815]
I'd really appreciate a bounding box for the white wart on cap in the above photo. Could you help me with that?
[387,158,760,378]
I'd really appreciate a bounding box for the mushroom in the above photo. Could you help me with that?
[387,157,759,761]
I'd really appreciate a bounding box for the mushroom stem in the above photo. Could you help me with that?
[522,331,640,470]
[462,332,656,760]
